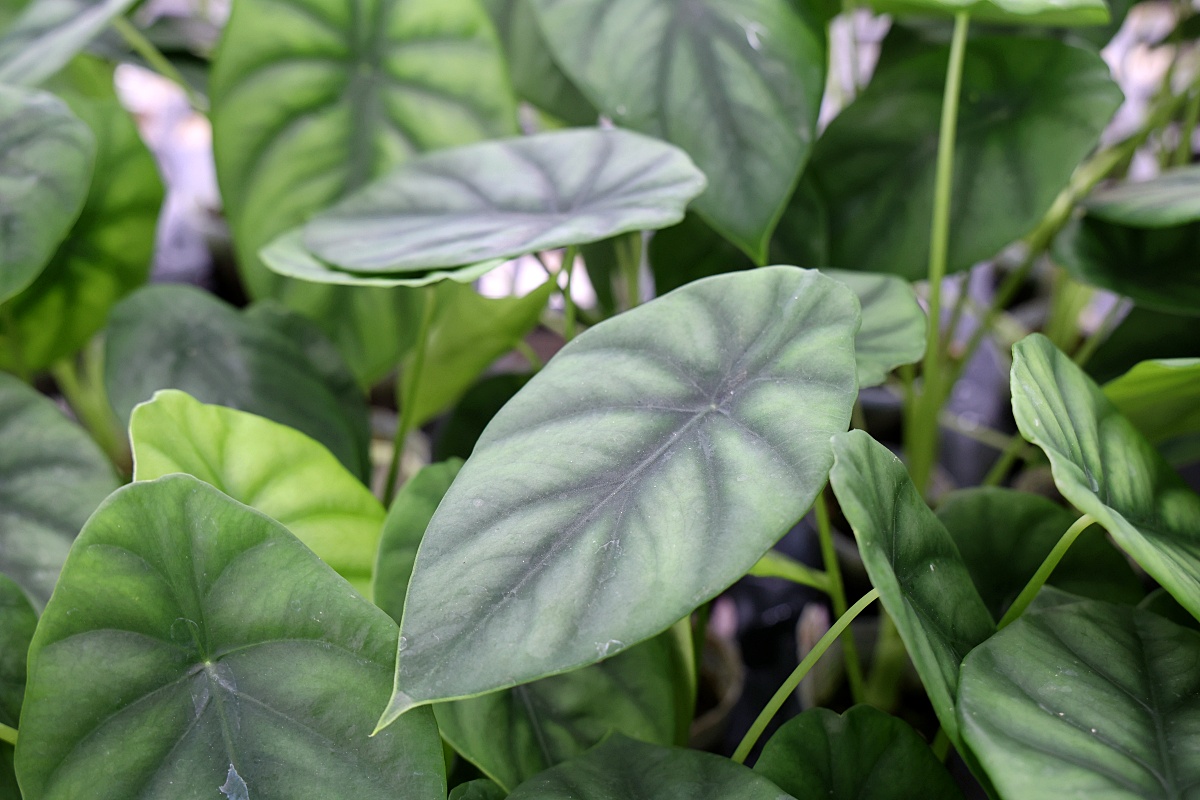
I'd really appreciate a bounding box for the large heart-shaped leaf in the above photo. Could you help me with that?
[13,475,444,799]
[450,781,507,800]
[803,37,1121,279]
[0,84,94,304]
[105,285,372,482]
[958,599,1200,798]
[1104,358,1200,450]
[866,0,1107,25]
[824,269,926,388]
[380,267,859,725]
[505,735,794,800]
[130,390,385,597]
[936,487,1143,621]
[296,129,705,274]
[829,430,995,746]
[0,0,136,86]
[1084,165,1200,228]
[754,705,964,800]
[529,0,827,262]
[0,57,162,374]
[0,373,118,608]
[1011,334,1200,619]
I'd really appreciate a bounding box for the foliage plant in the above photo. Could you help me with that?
[0,0,1199,796]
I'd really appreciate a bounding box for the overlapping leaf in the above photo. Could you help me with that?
[0,0,136,85]
[1084,165,1200,227]
[866,0,1108,25]
[824,269,926,387]
[1104,358,1200,449]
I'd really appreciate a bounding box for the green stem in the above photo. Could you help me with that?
[932,727,951,761]
[692,601,711,685]
[51,352,130,475]
[1,304,28,383]
[815,494,865,704]
[863,611,906,710]
[748,551,830,592]
[998,514,1095,628]
[732,588,880,764]
[110,16,208,112]
[981,433,1030,487]
[383,291,438,505]
[618,233,643,311]
[0,722,15,746]
[561,245,579,341]
[1176,89,1199,167]
[514,340,544,371]
[1073,298,1131,368]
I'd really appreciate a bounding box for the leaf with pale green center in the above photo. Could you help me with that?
[1084,165,1200,228]
[958,599,1200,799]
[130,390,385,597]
[506,735,794,800]
[1011,333,1200,619]
[754,705,964,800]
[866,0,1107,25]
[297,129,706,274]
[13,475,444,800]
[529,0,827,262]
[0,373,118,609]
[1104,358,1200,451]
[829,430,995,747]
[803,37,1121,279]
[379,266,859,726]
[0,0,136,85]
[0,84,93,304]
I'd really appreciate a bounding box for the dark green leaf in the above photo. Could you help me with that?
[434,373,533,461]
[824,269,926,387]
[866,0,1107,26]
[0,574,36,728]
[1011,334,1200,619]
[805,37,1121,279]
[829,430,995,745]
[0,84,93,304]
[937,487,1144,621]
[530,0,827,262]
[105,285,372,481]
[1086,305,1200,384]
[505,735,794,799]
[959,599,1200,798]
[13,475,444,800]
[1104,358,1200,450]
[754,705,964,800]
[0,373,118,608]
[381,267,859,724]
[1083,166,1200,227]
[451,780,507,800]
[0,0,136,85]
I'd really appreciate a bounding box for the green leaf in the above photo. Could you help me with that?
[130,390,385,597]
[936,487,1143,621]
[1083,166,1200,228]
[1104,358,1200,448]
[0,57,162,373]
[958,599,1200,798]
[0,574,36,729]
[754,705,964,800]
[530,0,827,262]
[105,285,372,482]
[867,0,1108,26]
[451,780,507,800]
[1012,334,1200,619]
[0,373,118,608]
[1086,305,1200,384]
[209,0,516,383]
[0,84,94,305]
[13,475,445,800]
[824,269,926,387]
[434,373,533,461]
[0,0,136,85]
[381,267,859,724]
[829,430,995,746]
[505,735,794,800]
[805,37,1121,279]
[296,129,705,274]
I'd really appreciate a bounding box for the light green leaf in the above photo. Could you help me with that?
[0,373,118,608]
[0,84,94,304]
[0,574,35,729]
[754,705,964,800]
[530,0,827,262]
[297,129,705,274]
[381,267,859,725]
[1011,334,1200,619]
[867,0,1107,26]
[105,285,372,482]
[0,57,162,373]
[505,735,794,800]
[13,475,444,800]
[1084,165,1200,228]
[131,390,385,597]
[959,599,1200,798]
[0,0,136,85]
[1104,358,1200,448]
[829,430,995,746]
[825,269,926,387]
[805,37,1121,279]
[450,780,507,800]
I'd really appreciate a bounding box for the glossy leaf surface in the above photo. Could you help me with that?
[14,476,444,800]
[959,600,1200,798]
[505,735,794,800]
[754,705,963,800]
[0,84,93,304]
[0,0,136,85]
[0,373,118,608]
[530,0,827,261]
[106,285,372,481]
[806,38,1121,279]
[829,430,995,745]
[1011,334,1200,619]
[867,0,1107,25]
[0,574,35,728]
[383,267,859,723]
[1104,358,1200,447]
[131,391,385,596]
[1084,166,1200,228]
[825,269,926,387]
[301,129,705,273]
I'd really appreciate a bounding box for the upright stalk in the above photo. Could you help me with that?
[110,17,208,112]
[999,514,1095,628]
[814,494,865,703]
[561,245,579,341]
[383,291,438,505]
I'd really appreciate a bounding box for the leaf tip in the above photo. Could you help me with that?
[372,690,420,735]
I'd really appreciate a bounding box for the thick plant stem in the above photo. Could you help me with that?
[815,494,865,704]
[999,514,1095,628]
[51,347,130,474]
[0,722,15,746]
[618,232,643,311]
[383,292,438,505]
[111,16,208,112]
[733,589,879,764]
